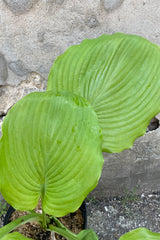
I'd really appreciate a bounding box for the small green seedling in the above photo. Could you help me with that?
[122,187,138,207]
[0,202,7,218]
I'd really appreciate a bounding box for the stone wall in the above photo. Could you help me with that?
[91,126,160,198]
[1,0,160,198]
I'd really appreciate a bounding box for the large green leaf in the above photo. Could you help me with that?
[47,33,160,153]
[119,228,160,240]
[1,232,33,240]
[0,91,103,216]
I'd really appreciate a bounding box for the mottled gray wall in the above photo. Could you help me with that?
[1,0,160,198]
[1,0,160,112]
[91,127,160,198]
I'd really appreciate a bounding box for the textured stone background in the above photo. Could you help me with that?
[92,127,160,198]
[1,0,160,198]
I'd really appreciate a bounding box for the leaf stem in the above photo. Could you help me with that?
[42,207,47,229]
[50,216,66,229]
[40,182,47,229]
[48,224,78,240]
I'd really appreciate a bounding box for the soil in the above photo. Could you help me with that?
[1,192,160,240]
[9,210,51,240]
[3,203,85,240]
[55,208,84,240]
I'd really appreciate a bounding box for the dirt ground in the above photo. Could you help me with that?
[1,192,160,240]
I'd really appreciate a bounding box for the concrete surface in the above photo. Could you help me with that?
[0,0,160,88]
[91,127,160,198]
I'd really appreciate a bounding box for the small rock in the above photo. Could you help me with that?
[105,205,118,214]
[86,16,99,28]
[119,216,125,223]
[148,194,154,198]
[8,60,29,77]
[104,206,109,212]
[143,0,146,5]
[3,0,38,15]
[37,32,45,42]
[101,0,124,11]
[108,206,118,214]
[147,117,159,131]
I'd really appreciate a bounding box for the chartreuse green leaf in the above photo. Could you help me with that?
[0,91,103,217]
[77,229,99,239]
[49,220,99,240]
[119,228,160,240]
[1,232,33,240]
[48,33,160,153]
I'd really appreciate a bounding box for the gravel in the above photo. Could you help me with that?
[1,192,160,240]
[87,192,160,239]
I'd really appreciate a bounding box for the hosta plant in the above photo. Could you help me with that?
[0,91,102,240]
[1,33,160,239]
